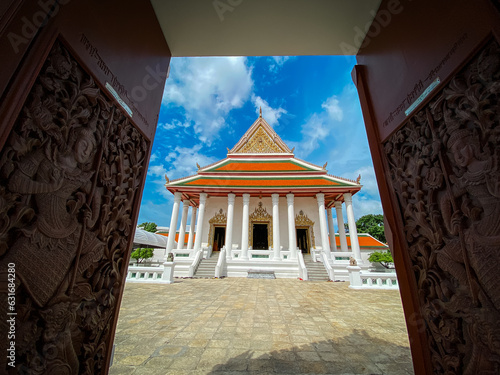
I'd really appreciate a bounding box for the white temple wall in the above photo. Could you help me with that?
[294,197,323,249]
[198,194,327,250]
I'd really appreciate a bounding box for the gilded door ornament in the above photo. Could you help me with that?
[238,127,284,153]
[0,40,149,373]
[248,202,273,248]
[208,209,227,248]
[295,210,316,248]
[384,40,500,373]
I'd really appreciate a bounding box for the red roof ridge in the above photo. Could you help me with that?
[292,157,324,170]
[326,173,358,184]
[199,157,228,171]
[168,173,198,184]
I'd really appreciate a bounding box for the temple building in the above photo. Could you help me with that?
[163,113,375,279]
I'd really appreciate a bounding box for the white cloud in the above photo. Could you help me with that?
[147,164,167,177]
[269,56,293,73]
[353,166,380,198]
[160,119,191,131]
[164,144,218,180]
[150,153,158,162]
[297,114,331,158]
[251,94,287,127]
[321,96,343,122]
[162,57,253,144]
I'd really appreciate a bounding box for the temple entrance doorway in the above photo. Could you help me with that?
[212,227,225,252]
[296,228,310,253]
[252,224,269,249]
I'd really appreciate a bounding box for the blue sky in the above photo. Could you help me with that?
[138,55,383,231]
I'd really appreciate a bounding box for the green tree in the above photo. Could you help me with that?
[138,222,157,233]
[355,214,386,243]
[130,247,154,264]
[368,251,394,269]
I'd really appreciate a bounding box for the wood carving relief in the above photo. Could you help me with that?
[384,40,500,374]
[0,41,149,373]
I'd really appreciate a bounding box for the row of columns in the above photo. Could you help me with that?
[166,191,361,263]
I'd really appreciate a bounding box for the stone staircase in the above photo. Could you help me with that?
[193,252,220,278]
[304,254,330,281]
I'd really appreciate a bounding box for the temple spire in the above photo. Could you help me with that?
[259,106,262,117]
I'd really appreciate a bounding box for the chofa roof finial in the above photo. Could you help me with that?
[259,106,262,117]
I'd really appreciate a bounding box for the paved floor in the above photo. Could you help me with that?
[110,278,414,375]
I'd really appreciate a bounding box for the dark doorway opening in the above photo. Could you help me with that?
[252,223,268,249]
[296,228,309,253]
[213,226,225,251]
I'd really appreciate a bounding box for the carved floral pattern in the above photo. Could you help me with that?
[384,40,500,374]
[0,41,149,374]
[238,127,285,153]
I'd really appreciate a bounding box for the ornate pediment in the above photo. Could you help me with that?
[249,202,272,221]
[209,209,227,224]
[230,117,292,154]
[237,126,285,154]
[295,210,314,226]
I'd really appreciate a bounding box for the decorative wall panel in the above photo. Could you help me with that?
[384,40,500,374]
[0,40,149,374]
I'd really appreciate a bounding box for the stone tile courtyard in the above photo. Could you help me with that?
[109,278,414,375]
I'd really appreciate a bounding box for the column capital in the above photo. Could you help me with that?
[228,193,236,204]
[199,192,207,204]
[242,193,250,204]
[272,193,280,204]
[343,192,352,203]
[316,192,325,205]
[173,191,182,202]
[182,199,190,206]
[286,193,294,204]
[334,201,342,209]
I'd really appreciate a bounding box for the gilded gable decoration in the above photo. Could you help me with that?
[238,126,285,153]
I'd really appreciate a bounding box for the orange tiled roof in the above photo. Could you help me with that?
[330,234,388,248]
[177,176,348,188]
[207,160,313,172]
[157,232,194,244]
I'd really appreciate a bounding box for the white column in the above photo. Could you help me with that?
[344,193,362,263]
[193,193,207,251]
[225,193,236,260]
[271,194,281,260]
[335,201,348,252]
[327,207,337,251]
[240,194,250,260]
[166,192,182,254]
[286,193,297,260]
[316,193,331,260]
[187,207,197,249]
[177,200,189,250]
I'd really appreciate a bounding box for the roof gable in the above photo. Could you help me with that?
[229,116,291,154]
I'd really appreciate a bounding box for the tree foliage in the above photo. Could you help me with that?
[368,251,394,268]
[355,214,386,243]
[130,247,154,263]
[138,222,157,233]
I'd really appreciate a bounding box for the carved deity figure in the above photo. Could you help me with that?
[3,126,104,308]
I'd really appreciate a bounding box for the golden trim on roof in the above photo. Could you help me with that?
[230,117,291,154]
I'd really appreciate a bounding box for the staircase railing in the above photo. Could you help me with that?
[215,247,227,278]
[188,248,204,277]
[320,252,335,281]
[297,251,308,280]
